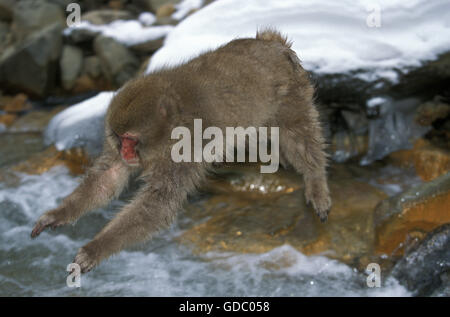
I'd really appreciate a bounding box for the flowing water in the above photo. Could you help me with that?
[0,164,411,296]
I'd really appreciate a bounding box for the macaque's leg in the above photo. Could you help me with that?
[73,162,205,273]
[278,102,331,221]
[31,147,130,238]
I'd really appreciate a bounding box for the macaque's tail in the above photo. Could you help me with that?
[256,28,292,48]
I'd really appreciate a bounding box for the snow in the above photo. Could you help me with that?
[138,12,157,26]
[64,15,173,46]
[148,0,450,81]
[44,92,114,154]
[172,0,204,20]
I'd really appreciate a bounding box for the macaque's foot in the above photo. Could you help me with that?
[305,177,331,222]
[73,247,99,274]
[31,209,68,238]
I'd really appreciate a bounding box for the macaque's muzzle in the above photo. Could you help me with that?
[120,135,139,165]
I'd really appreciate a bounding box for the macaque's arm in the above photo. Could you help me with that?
[73,162,205,273]
[31,144,131,238]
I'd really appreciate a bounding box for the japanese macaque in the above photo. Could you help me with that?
[31,29,331,273]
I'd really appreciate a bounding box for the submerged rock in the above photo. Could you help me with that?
[0,132,43,167]
[0,93,31,113]
[8,106,67,133]
[179,164,387,265]
[389,138,450,181]
[12,145,89,175]
[374,172,450,256]
[391,224,450,296]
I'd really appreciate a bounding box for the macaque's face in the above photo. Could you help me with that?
[116,132,141,167]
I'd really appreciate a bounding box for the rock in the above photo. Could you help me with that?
[154,16,178,26]
[94,35,139,87]
[65,28,101,44]
[129,36,164,54]
[82,56,102,78]
[60,45,84,91]
[0,21,11,52]
[360,97,430,166]
[71,74,113,94]
[430,272,450,297]
[11,0,65,42]
[391,224,450,296]
[9,106,67,133]
[0,93,31,113]
[144,0,181,13]
[415,98,450,126]
[81,9,134,25]
[0,113,16,127]
[156,4,176,18]
[374,171,450,256]
[330,132,368,163]
[0,131,43,166]
[12,145,89,175]
[108,0,125,10]
[0,23,63,97]
[389,138,450,181]
[178,164,387,265]
[46,0,73,10]
[341,109,368,134]
[0,0,15,22]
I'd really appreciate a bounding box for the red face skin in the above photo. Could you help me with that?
[119,133,139,166]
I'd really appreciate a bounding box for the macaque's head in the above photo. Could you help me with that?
[105,77,174,167]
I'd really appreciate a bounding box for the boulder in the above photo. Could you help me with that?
[11,0,65,42]
[374,172,450,256]
[0,23,63,96]
[415,98,450,126]
[156,3,176,18]
[391,224,450,296]
[0,0,15,22]
[65,27,101,44]
[94,35,139,87]
[81,9,134,25]
[129,36,164,54]
[0,21,10,52]
[82,56,102,78]
[60,45,84,90]
[139,0,181,13]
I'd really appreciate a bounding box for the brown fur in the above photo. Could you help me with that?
[31,29,331,273]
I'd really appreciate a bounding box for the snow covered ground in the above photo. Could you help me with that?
[148,0,450,80]
[46,0,450,151]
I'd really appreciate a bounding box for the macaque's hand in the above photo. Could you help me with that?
[73,242,101,273]
[73,248,97,274]
[30,208,70,238]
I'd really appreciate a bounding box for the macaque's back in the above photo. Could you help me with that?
[173,37,309,127]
